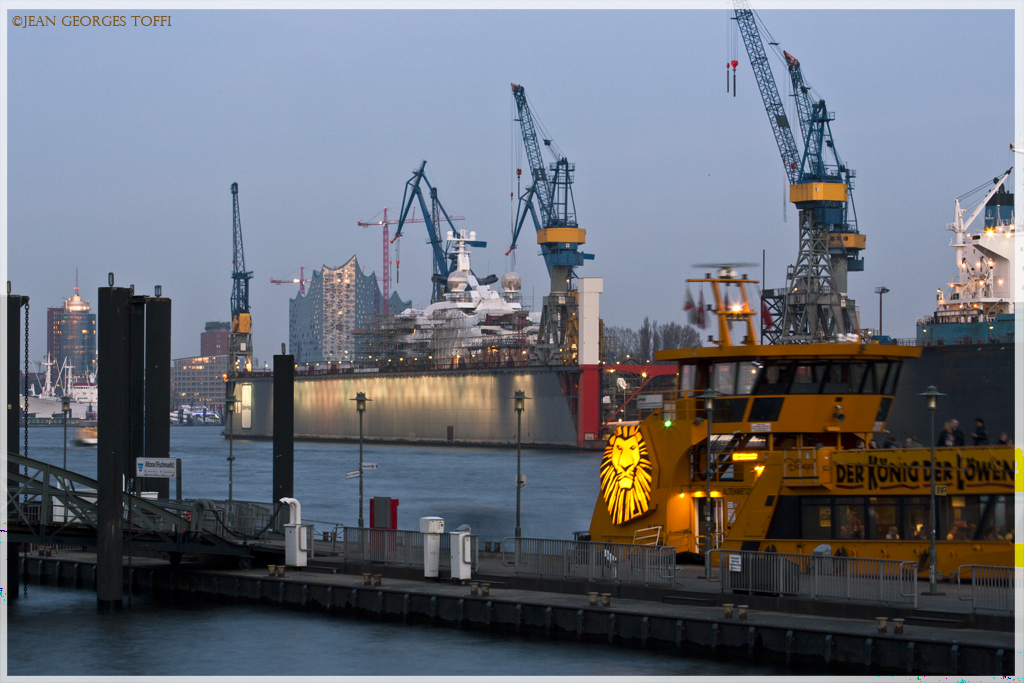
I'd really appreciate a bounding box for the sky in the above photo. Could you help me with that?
[3,4,1019,366]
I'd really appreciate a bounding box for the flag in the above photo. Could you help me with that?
[683,286,696,325]
[697,288,707,329]
[759,288,774,329]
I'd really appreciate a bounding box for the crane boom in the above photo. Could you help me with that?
[511,84,556,226]
[734,3,802,185]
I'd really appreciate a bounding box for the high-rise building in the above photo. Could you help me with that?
[201,321,231,356]
[47,281,97,380]
[289,256,409,365]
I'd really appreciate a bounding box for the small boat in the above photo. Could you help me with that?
[74,424,97,446]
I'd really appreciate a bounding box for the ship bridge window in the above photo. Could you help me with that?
[679,364,696,393]
[790,363,827,394]
[882,361,901,396]
[822,361,867,394]
[978,495,1015,541]
[737,362,761,394]
[712,362,737,395]
[753,361,793,395]
[868,497,899,540]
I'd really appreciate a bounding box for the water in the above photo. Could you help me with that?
[8,427,782,676]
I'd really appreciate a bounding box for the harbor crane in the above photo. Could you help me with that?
[358,206,464,314]
[229,182,253,376]
[394,161,482,304]
[269,266,311,296]
[509,83,594,364]
[733,1,859,343]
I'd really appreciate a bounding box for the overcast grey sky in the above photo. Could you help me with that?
[4,6,1018,364]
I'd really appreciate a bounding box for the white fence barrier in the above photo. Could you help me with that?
[957,565,1014,615]
[501,537,677,587]
[327,527,479,573]
[712,549,918,608]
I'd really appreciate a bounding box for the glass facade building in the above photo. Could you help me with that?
[47,285,97,379]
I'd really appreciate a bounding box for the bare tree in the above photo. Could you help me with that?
[637,317,652,363]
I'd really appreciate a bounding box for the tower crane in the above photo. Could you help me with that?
[509,83,594,364]
[358,206,464,314]
[733,1,859,343]
[394,161,482,304]
[269,266,311,295]
[229,182,253,375]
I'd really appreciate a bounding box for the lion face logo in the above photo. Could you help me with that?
[600,425,653,525]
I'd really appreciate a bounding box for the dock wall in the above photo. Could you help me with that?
[18,556,1012,676]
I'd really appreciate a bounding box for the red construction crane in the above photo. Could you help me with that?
[358,207,464,315]
[269,265,311,295]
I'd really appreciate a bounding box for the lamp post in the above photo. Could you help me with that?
[703,387,717,579]
[225,396,238,502]
[919,385,946,596]
[351,392,371,528]
[874,286,890,336]
[513,390,530,538]
[61,395,71,471]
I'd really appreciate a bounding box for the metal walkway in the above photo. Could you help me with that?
[6,453,279,565]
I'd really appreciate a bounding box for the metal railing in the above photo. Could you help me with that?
[712,549,918,608]
[957,565,1015,614]
[501,537,677,587]
[327,527,479,573]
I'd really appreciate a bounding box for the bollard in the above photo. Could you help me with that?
[876,617,887,633]
[588,592,599,606]
[276,566,285,578]
[373,574,382,587]
[470,582,479,596]
[724,603,734,619]
[738,605,748,621]
[268,564,277,576]
[601,593,611,607]
[363,573,372,586]
[481,583,490,597]
[893,618,904,635]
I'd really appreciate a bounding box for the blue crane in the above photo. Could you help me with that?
[229,182,253,374]
[394,161,485,303]
[509,83,593,282]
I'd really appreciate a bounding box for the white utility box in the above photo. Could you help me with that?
[281,497,308,568]
[420,516,444,578]
[450,524,473,581]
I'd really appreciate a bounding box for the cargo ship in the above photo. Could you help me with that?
[587,267,1014,575]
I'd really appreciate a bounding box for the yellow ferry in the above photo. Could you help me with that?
[588,268,1014,576]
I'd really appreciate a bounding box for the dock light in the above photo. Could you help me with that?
[61,395,71,473]
[351,392,372,528]
[512,390,531,539]
[226,396,239,502]
[919,385,946,596]
[732,452,758,461]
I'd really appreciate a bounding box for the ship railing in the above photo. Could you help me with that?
[957,564,1015,614]
[323,526,479,573]
[500,537,677,587]
[711,549,918,608]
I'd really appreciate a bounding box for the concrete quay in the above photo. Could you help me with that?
[16,550,1014,676]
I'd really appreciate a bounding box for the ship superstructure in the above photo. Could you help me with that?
[918,167,1015,344]
[370,227,540,366]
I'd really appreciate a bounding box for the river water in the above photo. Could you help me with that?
[7,427,784,676]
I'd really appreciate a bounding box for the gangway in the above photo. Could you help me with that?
[6,453,277,566]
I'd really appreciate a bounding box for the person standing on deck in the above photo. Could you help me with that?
[950,419,965,446]
[971,418,988,445]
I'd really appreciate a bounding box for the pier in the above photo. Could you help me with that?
[16,545,1013,676]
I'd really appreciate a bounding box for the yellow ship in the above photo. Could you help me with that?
[589,268,1014,575]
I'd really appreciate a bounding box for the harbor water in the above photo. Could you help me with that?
[7,426,787,676]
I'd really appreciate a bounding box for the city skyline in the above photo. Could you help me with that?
[5,6,1018,364]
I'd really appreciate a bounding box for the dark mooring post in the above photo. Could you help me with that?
[7,291,29,602]
[128,296,146,494]
[143,294,171,497]
[272,351,294,505]
[97,284,131,613]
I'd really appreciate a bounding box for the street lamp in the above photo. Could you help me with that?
[874,286,890,337]
[351,392,371,528]
[919,385,946,596]
[225,396,238,502]
[703,387,717,579]
[61,395,71,471]
[513,390,530,538]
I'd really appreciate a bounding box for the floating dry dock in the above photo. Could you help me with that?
[18,551,1013,676]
